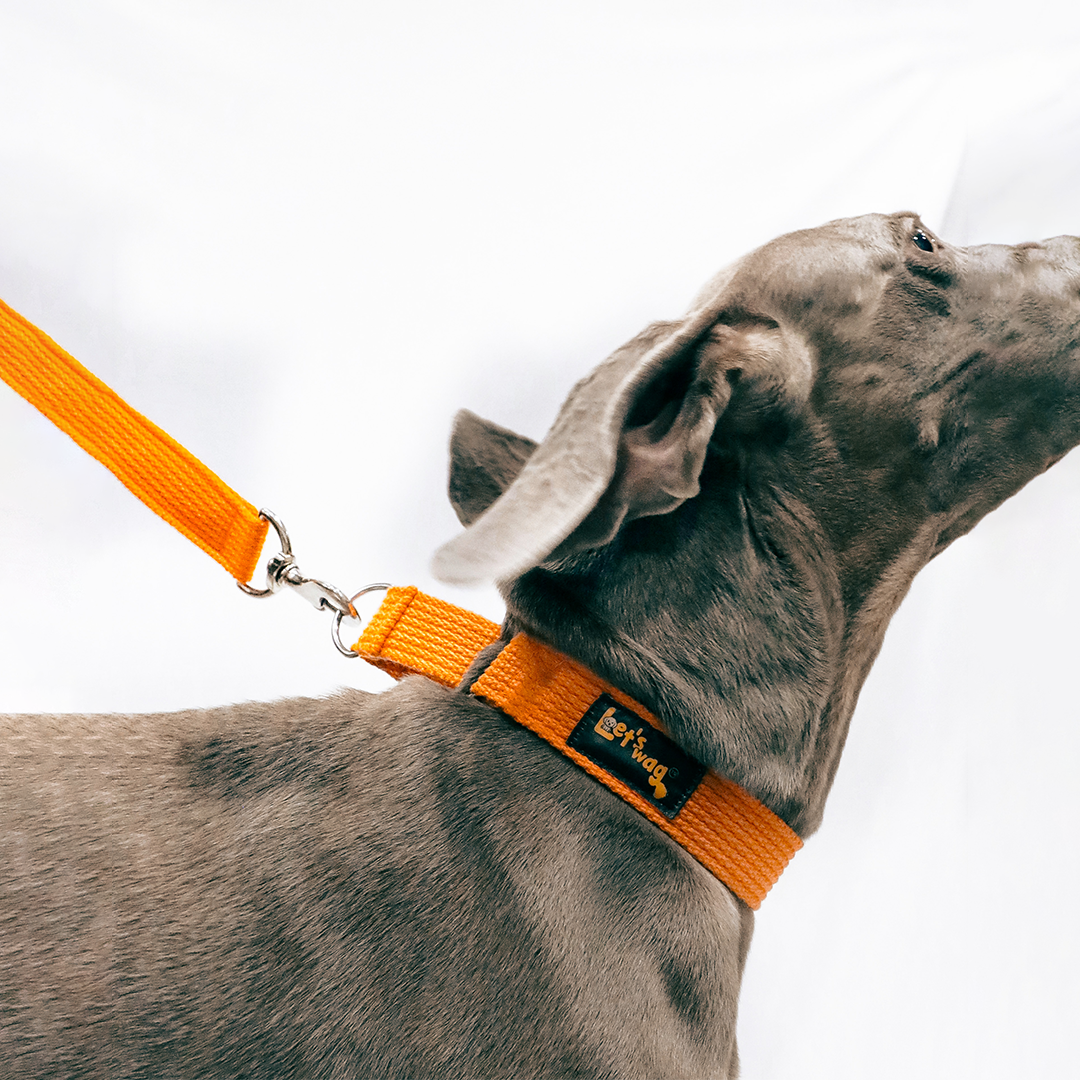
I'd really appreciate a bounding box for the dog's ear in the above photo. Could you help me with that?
[554,316,813,556]
[433,286,812,585]
[448,410,539,526]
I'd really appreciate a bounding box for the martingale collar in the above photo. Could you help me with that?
[353,586,802,910]
[1,292,799,906]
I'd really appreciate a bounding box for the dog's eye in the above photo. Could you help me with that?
[911,230,935,253]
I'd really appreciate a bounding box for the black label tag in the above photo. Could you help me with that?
[566,694,706,819]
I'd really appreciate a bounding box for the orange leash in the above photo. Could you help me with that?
[0,297,268,583]
[353,587,802,909]
[1,297,800,908]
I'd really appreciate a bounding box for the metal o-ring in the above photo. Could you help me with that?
[331,583,391,658]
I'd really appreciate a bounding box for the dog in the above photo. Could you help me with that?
[3,211,1080,1078]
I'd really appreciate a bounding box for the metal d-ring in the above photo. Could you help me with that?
[331,583,391,658]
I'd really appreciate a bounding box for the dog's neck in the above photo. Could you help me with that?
[501,441,935,839]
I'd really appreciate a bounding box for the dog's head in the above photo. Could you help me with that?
[435,212,1080,607]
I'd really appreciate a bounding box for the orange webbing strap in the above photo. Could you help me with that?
[471,635,802,908]
[0,297,268,583]
[355,589,802,909]
[352,586,501,686]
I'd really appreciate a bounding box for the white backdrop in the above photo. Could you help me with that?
[1,2,1078,1076]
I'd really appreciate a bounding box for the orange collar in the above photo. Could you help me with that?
[353,586,802,909]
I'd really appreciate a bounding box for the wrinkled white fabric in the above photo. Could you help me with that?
[0,2,1077,1076]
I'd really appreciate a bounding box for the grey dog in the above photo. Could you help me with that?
[4,212,1080,1078]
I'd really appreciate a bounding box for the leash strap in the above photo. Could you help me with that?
[0,297,268,582]
[352,587,802,909]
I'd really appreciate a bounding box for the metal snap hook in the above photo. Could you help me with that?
[238,509,353,613]
[238,509,387,659]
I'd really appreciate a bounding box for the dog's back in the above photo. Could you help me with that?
[1,679,745,1079]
